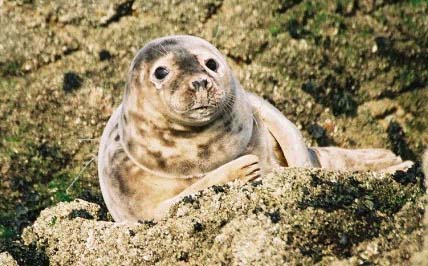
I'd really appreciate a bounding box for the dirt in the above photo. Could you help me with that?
[0,0,427,265]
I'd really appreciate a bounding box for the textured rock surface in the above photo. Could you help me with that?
[23,167,425,265]
[410,150,428,265]
[0,252,18,266]
[1,0,427,264]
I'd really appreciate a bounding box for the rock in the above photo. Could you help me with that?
[423,149,428,179]
[1,1,428,265]
[0,252,18,266]
[22,167,425,265]
[410,150,428,265]
[361,99,398,119]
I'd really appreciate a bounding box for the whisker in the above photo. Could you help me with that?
[66,157,96,194]
[213,21,221,39]
[151,46,167,57]
[253,115,260,130]
[251,104,261,130]
[159,43,169,55]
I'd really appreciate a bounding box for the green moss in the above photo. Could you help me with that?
[303,1,326,15]
[0,78,17,94]
[0,225,15,241]
[46,173,75,203]
[269,25,281,36]
[359,25,374,37]
[398,67,417,87]
[0,60,23,76]
[410,0,428,5]
[0,140,75,236]
[402,13,418,30]
[48,216,57,227]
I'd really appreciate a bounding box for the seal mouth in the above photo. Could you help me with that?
[185,105,217,118]
[190,105,215,111]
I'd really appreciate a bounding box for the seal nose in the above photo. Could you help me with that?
[191,78,209,90]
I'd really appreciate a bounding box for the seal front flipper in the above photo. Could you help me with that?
[153,154,261,220]
[247,93,319,168]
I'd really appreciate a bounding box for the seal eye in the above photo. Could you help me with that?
[205,59,218,72]
[154,67,169,80]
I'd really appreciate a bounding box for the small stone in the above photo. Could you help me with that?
[372,43,378,53]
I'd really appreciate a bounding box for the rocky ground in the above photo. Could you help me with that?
[13,168,428,265]
[0,0,427,265]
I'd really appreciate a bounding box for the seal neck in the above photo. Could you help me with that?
[118,106,193,179]
[118,89,254,178]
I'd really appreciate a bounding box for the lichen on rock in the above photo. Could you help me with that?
[22,167,425,265]
[0,252,18,266]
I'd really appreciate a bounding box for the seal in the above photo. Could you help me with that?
[98,35,412,222]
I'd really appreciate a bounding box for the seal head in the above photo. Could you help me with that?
[124,35,234,127]
[118,35,255,177]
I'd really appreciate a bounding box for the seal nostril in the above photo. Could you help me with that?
[191,78,209,90]
[192,81,200,90]
[201,79,208,88]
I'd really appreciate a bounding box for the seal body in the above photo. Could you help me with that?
[98,35,411,222]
